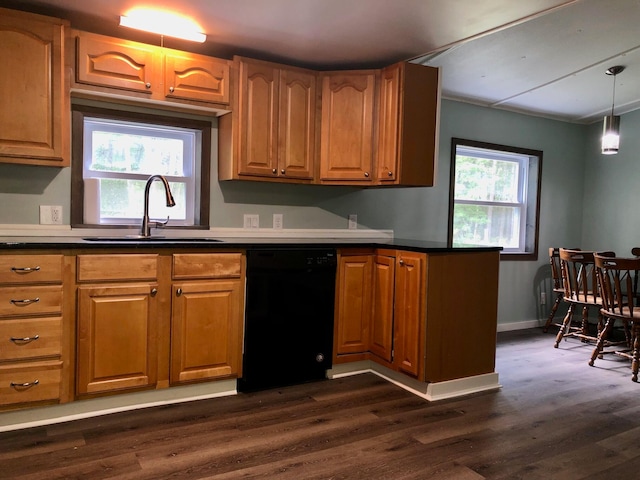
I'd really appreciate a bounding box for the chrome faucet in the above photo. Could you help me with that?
[140,175,176,237]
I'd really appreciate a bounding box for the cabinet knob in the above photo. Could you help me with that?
[169,86,175,93]
[272,169,277,174]
[281,169,285,175]
[150,288,157,296]
[145,82,151,89]
[399,259,405,266]
[364,172,370,178]
[176,288,182,297]
[388,171,393,177]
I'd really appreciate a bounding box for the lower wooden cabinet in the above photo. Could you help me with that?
[170,280,243,384]
[392,252,425,378]
[74,252,246,397]
[334,249,499,384]
[334,254,372,356]
[76,283,159,395]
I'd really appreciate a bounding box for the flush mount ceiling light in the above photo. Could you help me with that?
[601,65,625,155]
[119,9,206,43]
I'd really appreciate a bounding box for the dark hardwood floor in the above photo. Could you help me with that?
[3,328,640,479]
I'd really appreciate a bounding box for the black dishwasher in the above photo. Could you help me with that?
[238,249,337,392]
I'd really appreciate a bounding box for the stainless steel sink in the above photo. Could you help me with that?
[82,236,223,242]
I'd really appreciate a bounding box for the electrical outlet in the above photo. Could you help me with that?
[273,213,283,230]
[348,214,358,230]
[540,291,546,305]
[243,214,259,229]
[39,205,63,225]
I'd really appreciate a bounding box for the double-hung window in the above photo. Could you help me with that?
[71,105,211,229]
[448,138,542,260]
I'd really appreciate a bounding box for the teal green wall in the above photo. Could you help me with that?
[581,108,640,254]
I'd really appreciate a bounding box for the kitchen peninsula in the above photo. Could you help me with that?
[0,236,500,432]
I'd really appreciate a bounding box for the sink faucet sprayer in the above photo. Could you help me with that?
[141,175,176,237]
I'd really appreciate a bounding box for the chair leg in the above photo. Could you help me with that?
[589,317,614,366]
[631,323,640,382]
[543,293,563,333]
[581,306,590,342]
[555,304,575,348]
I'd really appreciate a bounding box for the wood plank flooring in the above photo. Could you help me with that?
[3,328,640,479]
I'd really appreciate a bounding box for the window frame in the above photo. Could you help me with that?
[71,104,211,230]
[448,138,543,261]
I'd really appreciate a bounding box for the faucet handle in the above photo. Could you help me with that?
[154,216,170,228]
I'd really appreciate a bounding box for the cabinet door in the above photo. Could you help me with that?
[370,255,395,362]
[76,31,156,94]
[171,280,242,383]
[393,252,425,377]
[77,284,158,395]
[164,50,230,104]
[377,62,440,186]
[237,59,279,177]
[320,71,376,182]
[0,9,68,166]
[335,255,372,355]
[278,68,317,179]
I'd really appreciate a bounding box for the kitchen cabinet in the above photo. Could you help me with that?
[376,62,440,186]
[392,252,426,377]
[334,254,373,357]
[0,255,65,408]
[369,254,395,362]
[218,57,317,181]
[76,254,160,395]
[74,31,231,106]
[334,249,499,383]
[0,8,69,167]
[170,253,244,384]
[319,70,377,183]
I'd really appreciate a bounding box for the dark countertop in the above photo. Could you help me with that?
[0,236,501,253]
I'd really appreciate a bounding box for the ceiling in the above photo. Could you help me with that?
[1,0,638,124]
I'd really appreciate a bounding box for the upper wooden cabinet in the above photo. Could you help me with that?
[0,8,69,167]
[74,31,231,106]
[319,71,377,184]
[376,62,440,186]
[218,57,317,182]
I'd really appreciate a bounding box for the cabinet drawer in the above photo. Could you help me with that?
[173,253,242,279]
[77,254,158,282]
[0,286,63,317]
[0,360,62,406]
[0,317,62,361]
[0,255,63,284]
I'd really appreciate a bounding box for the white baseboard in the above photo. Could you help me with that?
[328,361,501,402]
[497,319,542,332]
[0,380,237,433]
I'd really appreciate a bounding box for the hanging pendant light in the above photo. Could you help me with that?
[601,65,625,155]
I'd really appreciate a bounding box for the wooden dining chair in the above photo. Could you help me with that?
[543,247,569,333]
[554,248,611,348]
[591,253,640,381]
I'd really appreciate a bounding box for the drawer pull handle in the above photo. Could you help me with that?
[10,380,39,389]
[10,335,40,344]
[10,298,40,306]
[11,266,40,273]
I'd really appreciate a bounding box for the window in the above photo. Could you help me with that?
[448,138,542,260]
[71,105,211,229]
